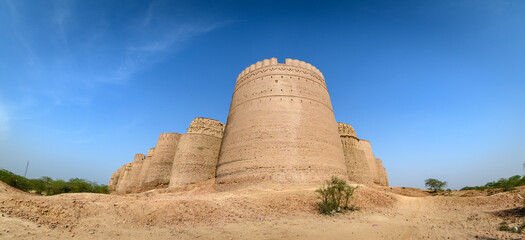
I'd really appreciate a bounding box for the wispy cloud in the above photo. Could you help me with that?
[52,0,72,45]
[3,0,231,110]
[100,3,232,84]
[6,0,39,66]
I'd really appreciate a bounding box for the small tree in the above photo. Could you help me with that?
[316,176,357,214]
[425,178,447,192]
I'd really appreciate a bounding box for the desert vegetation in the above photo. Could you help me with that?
[461,175,525,192]
[0,169,108,195]
[424,178,447,192]
[316,176,358,214]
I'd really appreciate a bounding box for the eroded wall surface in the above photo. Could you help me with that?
[136,148,155,192]
[375,158,389,187]
[169,118,224,188]
[338,122,374,185]
[108,171,119,193]
[357,140,380,185]
[216,58,347,188]
[112,165,125,193]
[142,133,181,190]
[123,153,145,193]
[116,163,133,194]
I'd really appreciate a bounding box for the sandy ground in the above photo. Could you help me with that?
[1,180,525,240]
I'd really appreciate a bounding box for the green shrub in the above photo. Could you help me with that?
[0,169,108,195]
[498,221,525,233]
[499,221,510,231]
[462,175,525,191]
[425,178,447,193]
[316,176,358,215]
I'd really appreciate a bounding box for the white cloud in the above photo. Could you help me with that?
[101,18,230,84]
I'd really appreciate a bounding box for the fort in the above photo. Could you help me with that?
[109,58,389,193]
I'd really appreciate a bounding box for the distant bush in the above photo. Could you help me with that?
[425,178,447,193]
[0,169,108,195]
[461,175,525,192]
[316,176,358,215]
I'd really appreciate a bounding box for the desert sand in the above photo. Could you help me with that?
[1,180,524,240]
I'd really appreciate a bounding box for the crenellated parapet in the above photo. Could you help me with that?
[235,58,326,94]
[237,58,324,81]
[187,117,225,138]
[133,153,145,162]
[147,148,155,157]
[338,122,357,138]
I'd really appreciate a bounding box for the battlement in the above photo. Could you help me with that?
[338,122,357,138]
[147,148,155,157]
[158,133,180,141]
[134,153,145,162]
[125,162,133,170]
[236,58,324,82]
[187,117,225,138]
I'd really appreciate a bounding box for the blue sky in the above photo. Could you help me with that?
[1,0,524,189]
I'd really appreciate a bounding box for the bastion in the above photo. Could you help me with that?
[357,140,380,185]
[169,118,225,188]
[375,158,389,187]
[338,123,374,185]
[123,154,145,193]
[109,57,390,193]
[116,162,133,194]
[135,148,155,192]
[111,165,125,193]
[108,171,119,193]
[142,133,181,190]
[215,58,347,188]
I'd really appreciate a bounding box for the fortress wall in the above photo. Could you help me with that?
[186,117,225,138]
[338,123,374,185]
[135,148,155,193]
[216,58,347,188]
[338,122,357,138]
[125,153,145,193]
[116,163,133,194]
[375,158,389,187]
[358,140,380,185]
[113,165,126,192]
[142,133,181,190]
[108,171,119,193]
[169,118,224,188]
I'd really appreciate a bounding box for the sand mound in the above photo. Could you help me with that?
[2,180,525,239]
[0,180,29,196]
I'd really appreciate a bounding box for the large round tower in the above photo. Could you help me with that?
[215,58,347,188]
[169,118,224,188]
